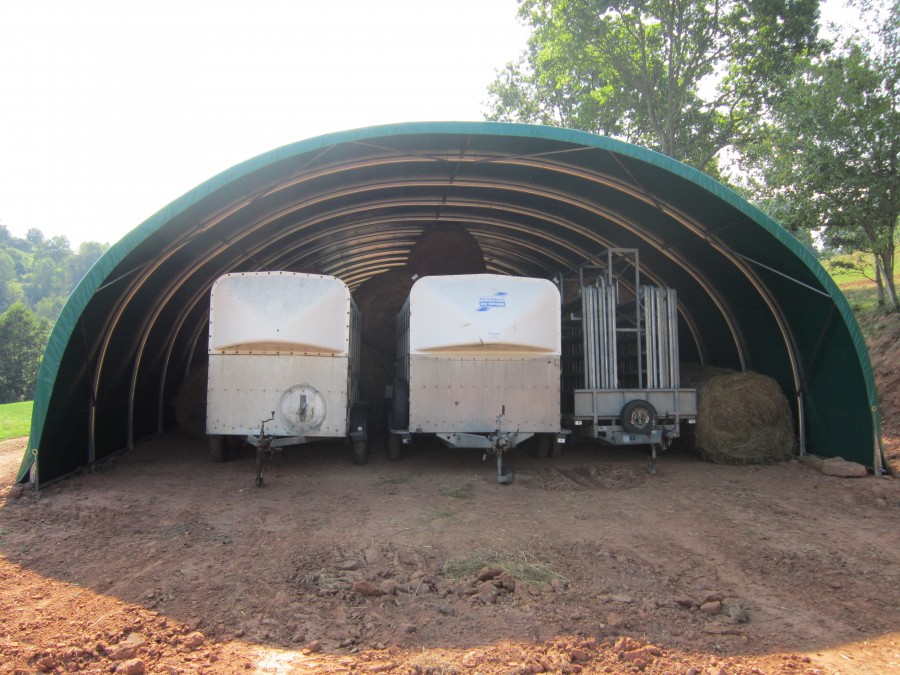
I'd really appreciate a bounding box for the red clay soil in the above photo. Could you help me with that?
[859,311,900,473]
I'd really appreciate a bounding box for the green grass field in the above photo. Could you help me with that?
[0,401,32,441]
[822,252,878,286]
[824,250,900,315]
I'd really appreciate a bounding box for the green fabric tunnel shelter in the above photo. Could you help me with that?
[18,121,885,483]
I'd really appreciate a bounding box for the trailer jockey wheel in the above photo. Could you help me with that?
[621,399,657,434]
[496,456,515,485]
[255,447,264,486]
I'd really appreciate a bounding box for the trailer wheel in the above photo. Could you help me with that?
[549,438,563,458]
[535,434,551,459]
[621,399,657,434]
[387,434,402,461]
[209,435,227,462]
[349,402,369,465]
[391,378,409,429]
[352,439,368,465]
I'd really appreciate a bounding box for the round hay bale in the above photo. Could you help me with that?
[353,269,415,431]
[408,225,486,277]
[679,362,735,388]
[679,365,796,464]
[173,365,208,438]
[359,342,394,433]
[353,268,415,357]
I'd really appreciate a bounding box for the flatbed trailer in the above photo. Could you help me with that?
[560,249,697,473]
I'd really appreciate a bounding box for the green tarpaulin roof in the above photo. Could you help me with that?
[18,122,884,483]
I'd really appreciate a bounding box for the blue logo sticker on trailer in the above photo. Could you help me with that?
[477,292,508,312]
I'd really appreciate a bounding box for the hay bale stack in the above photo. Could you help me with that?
[679,365,796,464]
[353,269,415,432]
[353,268,415,358]
[408,225,486,277]
[173,366,208,438]
[358,342,395,432]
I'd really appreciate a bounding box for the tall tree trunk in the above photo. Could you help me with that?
[876,252,900,311]
[875,255,885,307]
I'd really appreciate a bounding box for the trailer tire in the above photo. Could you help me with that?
[209,435,227,462]
[349,402,369,465]
[352,439,368,465]
[391,378,409,429]
[387,434,402,461]
[535,434,551,459]
[549,438,563,458]
[621,399,657,434]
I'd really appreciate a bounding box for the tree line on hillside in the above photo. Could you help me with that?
[0,225,108,403]
[487,0,899,310]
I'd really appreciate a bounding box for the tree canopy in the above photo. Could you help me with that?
[0,303,50,403]
[0,225,108,320]
[737,0,900,309]
[0,225,109,401]
[485,0,821,173]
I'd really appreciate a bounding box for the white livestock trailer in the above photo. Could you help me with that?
[386,274,567,483]
[206,271,367,485]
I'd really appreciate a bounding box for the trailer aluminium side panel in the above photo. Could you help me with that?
[388,274,565,483]
[206,271,367,485]
[207,355,350,437]
[407,356,560,432]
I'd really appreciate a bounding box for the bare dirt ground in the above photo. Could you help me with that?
[0,422,898,675]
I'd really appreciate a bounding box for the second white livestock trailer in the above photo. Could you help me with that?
[206,272,367,485]
[386,274,567,483]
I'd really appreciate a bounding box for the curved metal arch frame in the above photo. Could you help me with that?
[104,144,800,463]
[146,205,711,451]
[118,191,742,459]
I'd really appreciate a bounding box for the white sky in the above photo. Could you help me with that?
[1,1,861,248]
[0,0,530,246]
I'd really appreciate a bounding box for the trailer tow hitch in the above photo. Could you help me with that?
[484,407,517,485]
